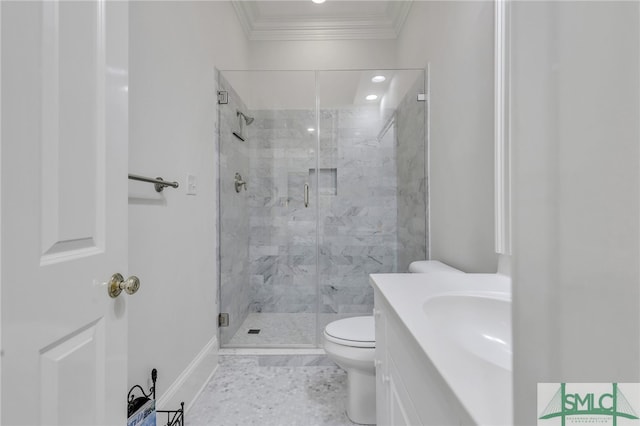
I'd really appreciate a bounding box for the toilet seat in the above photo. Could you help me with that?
[324,316,375,348]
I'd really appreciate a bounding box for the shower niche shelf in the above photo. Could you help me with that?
[127,368,184,426]
[309,168,337,196]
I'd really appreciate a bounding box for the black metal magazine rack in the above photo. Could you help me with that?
[127,368,185,426]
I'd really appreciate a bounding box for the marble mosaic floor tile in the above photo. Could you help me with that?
[187,355,362,426]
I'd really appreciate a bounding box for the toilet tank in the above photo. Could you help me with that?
[408,260,464,274]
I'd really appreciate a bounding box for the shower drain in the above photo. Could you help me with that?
[247,329,261,334]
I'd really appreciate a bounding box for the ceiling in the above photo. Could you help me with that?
[231,1,413,41]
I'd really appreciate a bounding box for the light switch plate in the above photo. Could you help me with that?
[186,174,197,195]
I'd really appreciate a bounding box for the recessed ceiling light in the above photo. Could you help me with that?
[307,127,315,132]
[366,94,378,101]
[371,75,386,83]
[312,0,326,4]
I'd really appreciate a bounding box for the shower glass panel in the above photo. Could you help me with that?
[315,70,427,338]
[217,69,427,348]
[218,70,318,347]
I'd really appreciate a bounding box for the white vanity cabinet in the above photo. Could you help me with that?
[373,288,474,426]
[373,299,390,425]
[374,294,421,426]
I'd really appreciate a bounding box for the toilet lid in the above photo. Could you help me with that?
[325,316,375,348]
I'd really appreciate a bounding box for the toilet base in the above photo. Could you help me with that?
[345,368,376,425]
[322,319,376,425]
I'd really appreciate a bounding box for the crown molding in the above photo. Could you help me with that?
[388,1,412,36]
[231,1,258,40]
[231,1,413,41]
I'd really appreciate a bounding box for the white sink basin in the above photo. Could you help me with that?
[423,292,512,371]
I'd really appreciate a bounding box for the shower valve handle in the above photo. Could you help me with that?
[235,172,247,193]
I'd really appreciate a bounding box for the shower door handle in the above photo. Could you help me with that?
[304,183,309,208]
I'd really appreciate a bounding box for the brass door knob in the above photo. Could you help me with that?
[108,273,141,298]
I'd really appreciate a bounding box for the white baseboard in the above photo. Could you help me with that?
[157,335,219,412]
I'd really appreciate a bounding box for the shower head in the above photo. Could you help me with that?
[237,110,254,126]
[233,110,254,142]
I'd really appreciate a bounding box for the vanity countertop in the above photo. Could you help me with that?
[370,272,512,426]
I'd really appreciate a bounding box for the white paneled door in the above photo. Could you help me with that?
[1,1,129,425]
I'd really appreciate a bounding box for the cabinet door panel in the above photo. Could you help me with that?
[386,307,469,425]
[374,291,390,426]
[388,355,421,426]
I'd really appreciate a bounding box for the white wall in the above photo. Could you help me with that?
[128,1,248,407]
[249,39,397,70]
[396,1,498,273]
[511,1,640,423]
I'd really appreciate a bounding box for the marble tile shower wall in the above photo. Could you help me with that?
[247,110,318,314]
[247,107,399,315]
[218,75,251,345]
[396,77,428,271]
[317,107,398,314]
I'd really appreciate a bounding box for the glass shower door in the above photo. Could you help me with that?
[218,70,319,347]
[217,68,428,348]
[315,69,428,335]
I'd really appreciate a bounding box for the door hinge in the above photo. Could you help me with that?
[217,91,228,104]
[218,313,229,327]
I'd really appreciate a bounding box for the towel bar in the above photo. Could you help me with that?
[128,174,179,192]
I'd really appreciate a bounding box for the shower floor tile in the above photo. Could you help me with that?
[225,313,356,347]
[187,355,362,426]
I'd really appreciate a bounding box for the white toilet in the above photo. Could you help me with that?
[323,316,376,425]
[323,261,462,424]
